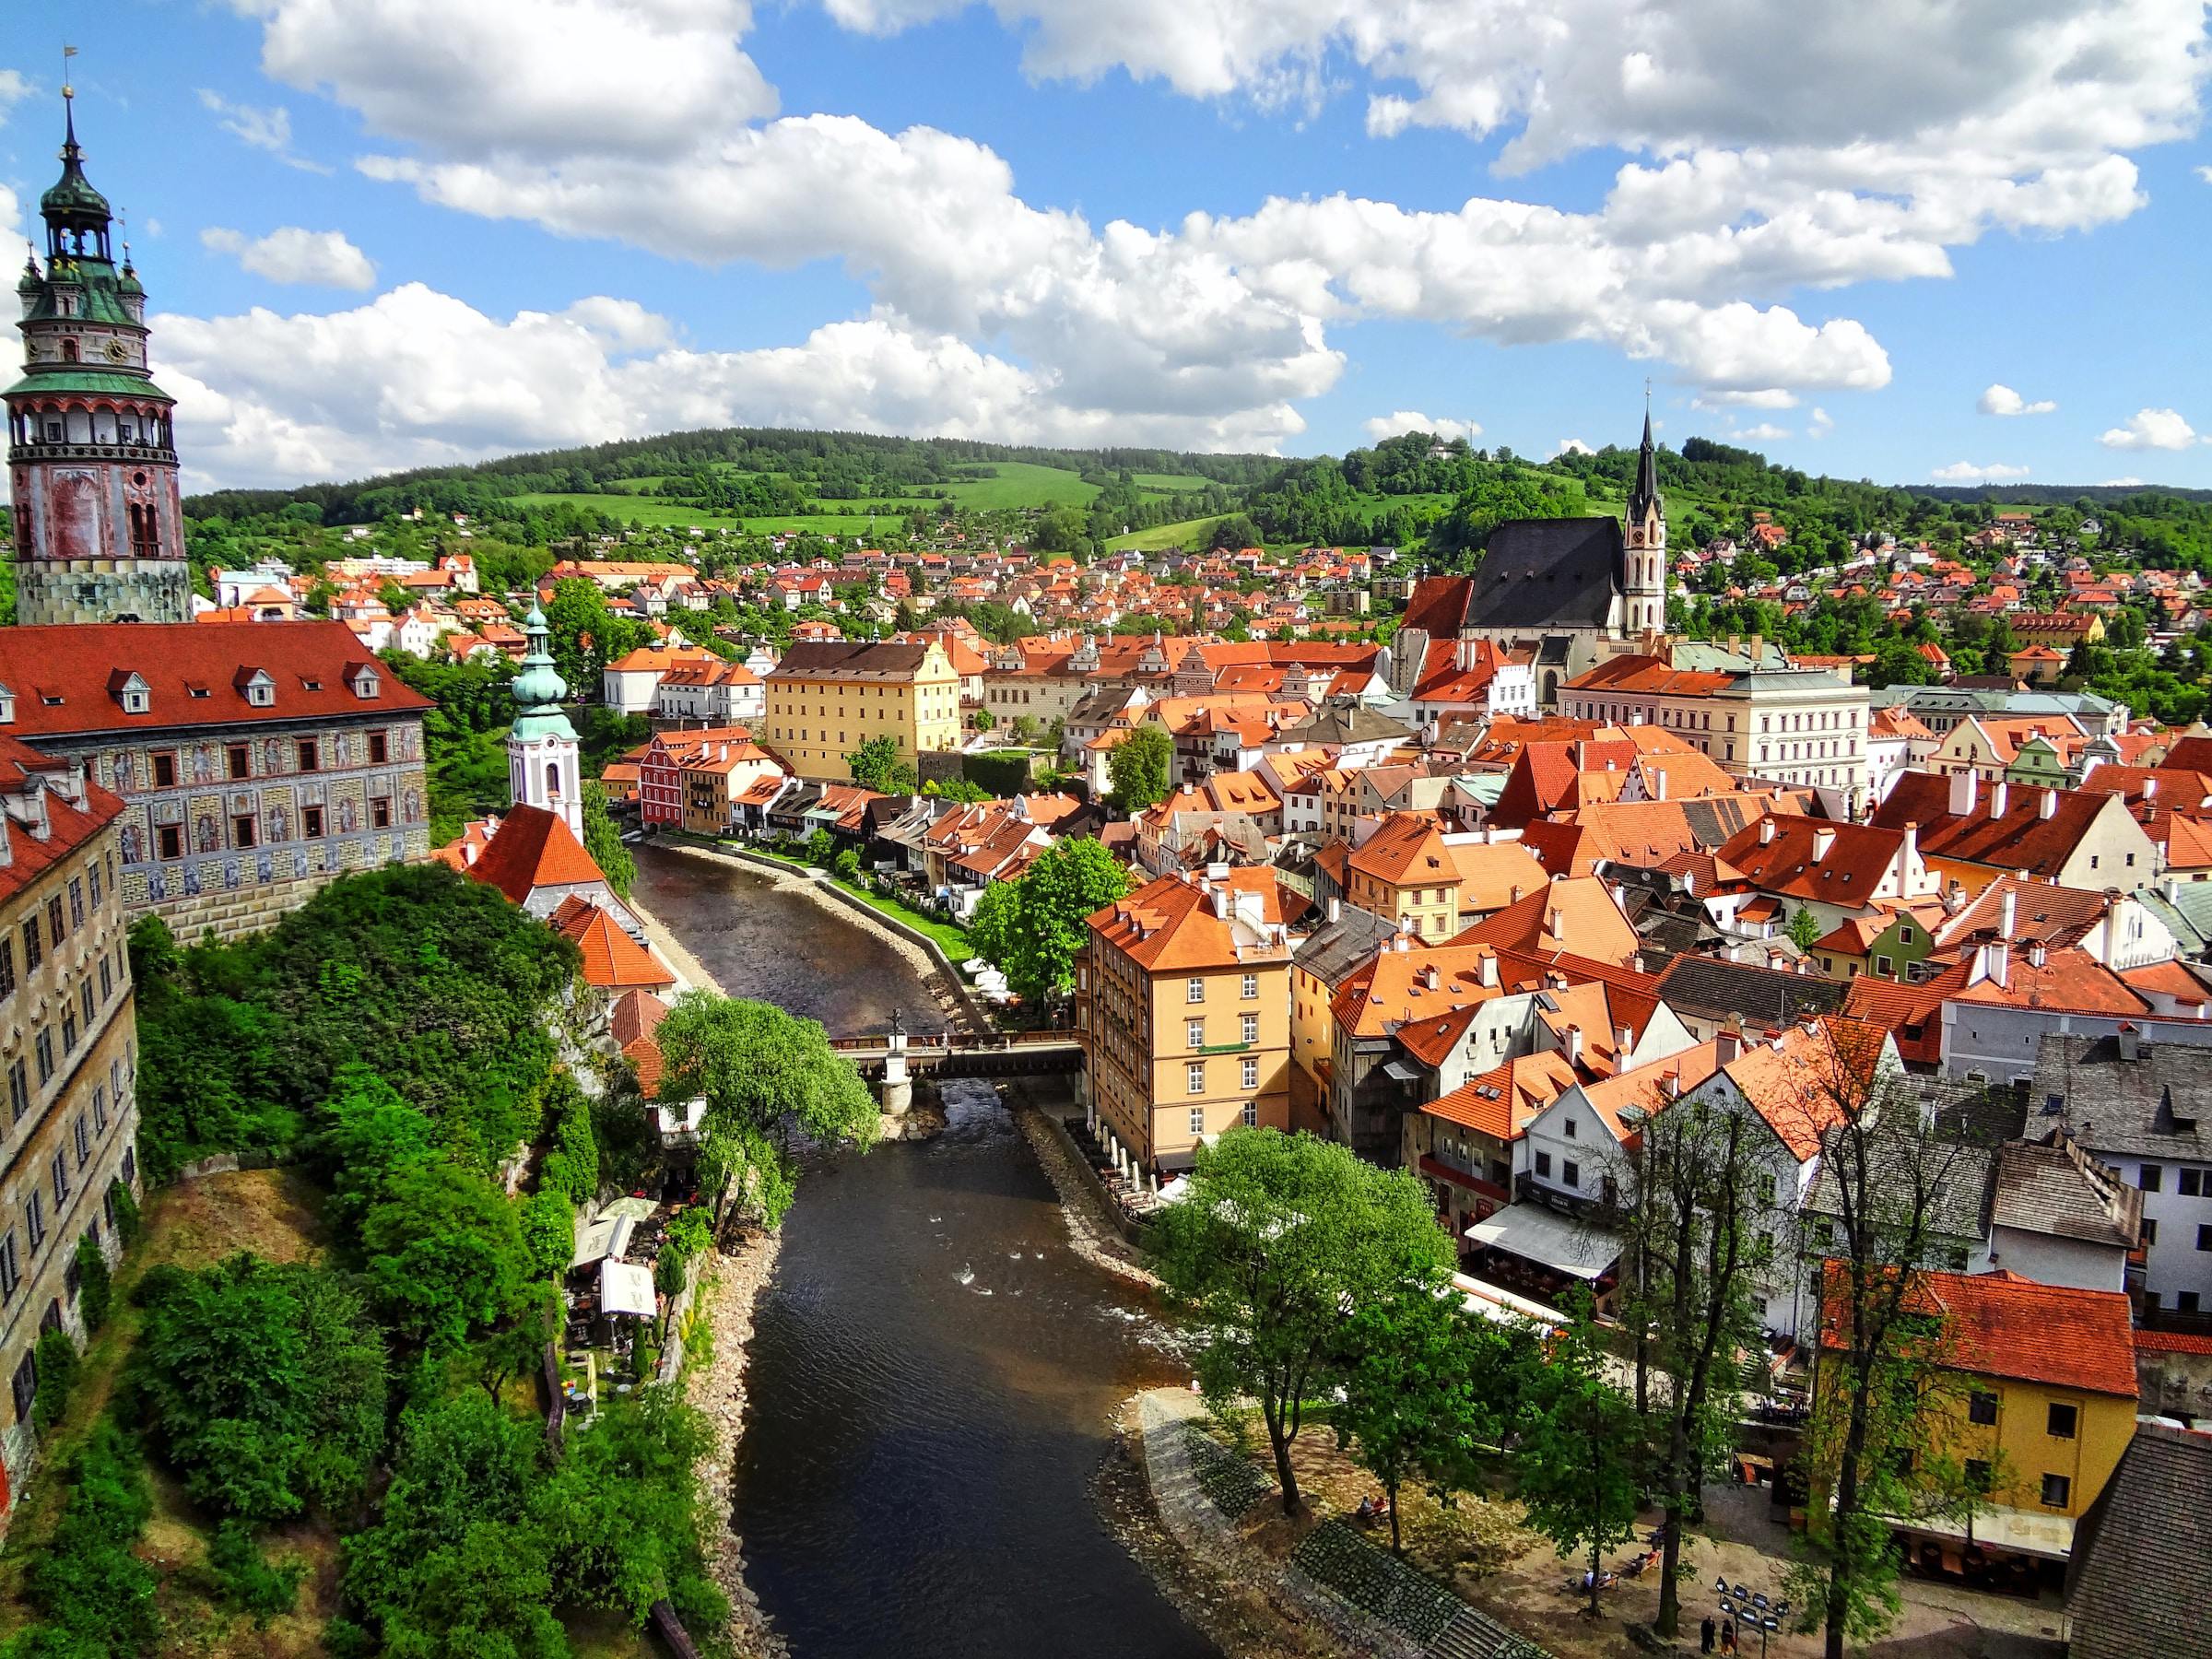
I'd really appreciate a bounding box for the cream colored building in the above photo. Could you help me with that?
[761,639,961,783]
[1564,653,1872,799]
[0,739,139,1519]
[1076,867,1293,1178]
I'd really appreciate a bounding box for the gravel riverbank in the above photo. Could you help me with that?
[687,1228,789,1659]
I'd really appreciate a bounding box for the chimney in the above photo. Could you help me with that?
[1660,1070,1681,1100]
[1564,1024,1583,1065]
[1394,932,1411,953]
[1547,906,1562,937]
[2027,938,2048,968]
[1947,771,1980,816]
[1477,954,1499,988]
[1653,767,1668,802]
[1716,1026,1741,1064]
[1423,964,1441,992]
[1901,820,1918,869]
[1988,780,2008,818]
[1327,896,1342,924]
[1510,885,1524,905]
[1613,1021,1633,1056]
[2040,787,2060,820]
[1759,818,1777,845]
[2146,775,2159,802]
[1812,827,1835,862]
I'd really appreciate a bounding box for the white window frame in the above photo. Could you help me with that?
[1186,1062,1206,1096]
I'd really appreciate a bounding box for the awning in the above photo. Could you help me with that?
[599,1259,656,1319]
[571,1212,634,1270]
[1382,1058,1427,1083]
[1464,1203,1621,1280]
[1888,1505,2077,1562]
[1450,1271,1566,1332]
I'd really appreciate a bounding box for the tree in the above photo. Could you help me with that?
[969,836,1131,1002]
[1106,723,1174,814]
[1613,1097,1768,1637]
[582,781,635,898]
[74,1234,112,1335]
[1150,1130,1453,1514]
[359,1165,532,1351]
[844,733,907,794]
[1334,1284,1519,1554]
[653,994,879,1230]
[519,1189,576,1281]
[132,1255,388,1523]
[1788,905,1823,952]
[1788,1055,1993,1659]
[1513,1288,1644,1618]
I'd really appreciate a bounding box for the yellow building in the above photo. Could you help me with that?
[0,739,141,1520]
[1076,867,1294,1179]
[761,640,960,783]
[1816,1267,2138,1571]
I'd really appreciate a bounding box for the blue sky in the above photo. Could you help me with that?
[3,0,2208,491]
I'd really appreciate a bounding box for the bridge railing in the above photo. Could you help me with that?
[827,1029,1082,1053]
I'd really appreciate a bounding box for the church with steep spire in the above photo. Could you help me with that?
[1390,407,1673,708]
[7,86,190,625]
[507,606,583,839]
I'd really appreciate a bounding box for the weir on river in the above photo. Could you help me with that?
[632,844,1215,1659]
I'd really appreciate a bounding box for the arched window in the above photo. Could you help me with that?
[60,339,78,363]
[546,759,562,799]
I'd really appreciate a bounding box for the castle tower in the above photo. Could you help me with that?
[1621,406,1667,637]
[7,87,190,625]
[508,606,582,837]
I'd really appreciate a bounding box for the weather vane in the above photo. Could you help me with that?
[62,42,76,98]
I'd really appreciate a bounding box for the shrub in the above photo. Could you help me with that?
[108,1180,142,1246]
[74,1236,112,1336]
[31,1328,79,1433]
[206,1521,303,1626]
[520,1190,575,1282]
[16,1419,159,1656]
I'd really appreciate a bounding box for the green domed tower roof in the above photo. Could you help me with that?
[40,91,112,229]
[509,606,578,742]
[17,257,41,296]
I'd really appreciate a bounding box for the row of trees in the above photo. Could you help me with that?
[1161,1043,2001,1658]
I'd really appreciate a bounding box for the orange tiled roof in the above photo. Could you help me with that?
[1818,1265,2138,1396]
[548,895,677,990]
[460,806,606,904]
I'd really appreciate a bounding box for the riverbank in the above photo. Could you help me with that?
[628,890,724,996]
[651,841,973,1032]
[1012,1097,1159,1290]
[688,1226,789,1659]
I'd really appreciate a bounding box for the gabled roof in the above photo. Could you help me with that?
[0,739,124,905]
[1714,813,1911,903]
[2066,1423,2212,1659]
[1457,876,1641,965]
[1428,1052,1581,1139]
[461,805,606,903]
[1457,518,1629,630]
[1087,867,1291,972]
[548,896,677,990]
[1872,774,2133,879]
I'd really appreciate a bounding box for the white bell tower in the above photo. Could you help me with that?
[507,606,582,837]
[1622,402,1667,638]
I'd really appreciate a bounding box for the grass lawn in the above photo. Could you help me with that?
[725,841,978,966]
[1105,514,1233,552]
[939,461,1102,512]
[509,491,742,528]
[1131,472,1216,493]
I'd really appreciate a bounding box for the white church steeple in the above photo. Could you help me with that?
[507,606,582,837]
[1622,400,1667,637]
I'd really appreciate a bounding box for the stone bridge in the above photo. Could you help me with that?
[828,1029,1085,1084]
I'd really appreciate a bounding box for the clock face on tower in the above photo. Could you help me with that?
[105,340,129,363]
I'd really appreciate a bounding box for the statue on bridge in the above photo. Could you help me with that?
[889,1006,904,1036]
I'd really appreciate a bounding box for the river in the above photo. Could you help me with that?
[631,845,1215,1659]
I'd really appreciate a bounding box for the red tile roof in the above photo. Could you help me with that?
[460,806,606,904]
[0,738,124,905]
[1819,1266,2138,1396]
[548,895,677,990]
[0,621,429,736]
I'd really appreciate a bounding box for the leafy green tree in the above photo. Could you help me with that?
[1151,1129,1453,1513]
[132,1255,389,1523]
[1334,1284,1520,1553]
[844,732,908,794]
[341,1394,565,1659]
[359,1165,531,1351]
[967,835,1130,1002]
[653,994,879,1230]
[1513,1288,1644,1618]
[313,1064,440,1236]
[582,781,635,898]
[1106,722,1174,813]
[520,1190,576,1281]
[546,577,651,688]
[1788,905,1823,952]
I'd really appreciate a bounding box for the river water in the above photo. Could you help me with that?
[631,845,1214,1659]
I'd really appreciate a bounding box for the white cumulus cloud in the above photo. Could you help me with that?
[2099,407,2204,450]
[201,227,378,289]
[1552,438,1595,457]
[1361,410,1480,442]
[1978,382,2056,416]
[1930,461,2031,482]
[1737,422,1792,441]
[1807,407,1834,439]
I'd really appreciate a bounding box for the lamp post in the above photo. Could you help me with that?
[1713,1574,1788,1657]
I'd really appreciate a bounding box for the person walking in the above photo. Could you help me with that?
[1722,1619,1737,1655]
[1701,1616,1717,1653]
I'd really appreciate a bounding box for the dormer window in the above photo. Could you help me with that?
[350,668,381,700]
[0,686,13,726]
[236,668,276,710]
[108,671,151,716]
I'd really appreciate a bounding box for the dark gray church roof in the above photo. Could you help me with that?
[1462,518,1626,630]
